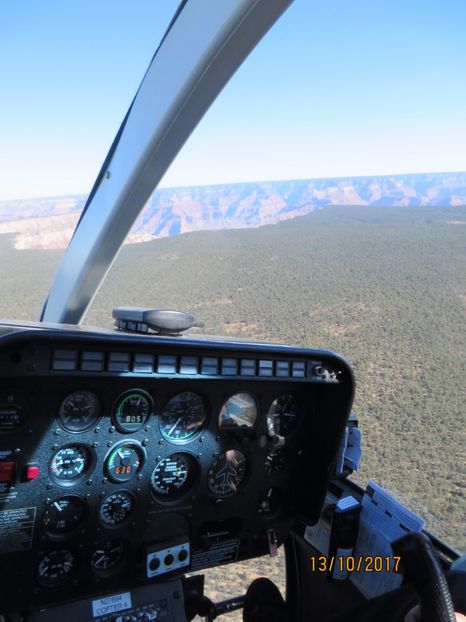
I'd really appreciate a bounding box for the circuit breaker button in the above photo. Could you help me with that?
[25,465,40,481]
[0,461,16,483]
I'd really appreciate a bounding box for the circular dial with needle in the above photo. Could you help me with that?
[49,445,92,485]
[36,549,77,588]
[58,391,100,432]
[159,392,206,443]
[150,453,197,499]
[42,495,87,536]
[91,539,125,575]
[113,389,153,433]
[99,491,135,528]
[104,442,145,483]
[266,394,298,436]
[219,393,258,429]
[207,449,248,497]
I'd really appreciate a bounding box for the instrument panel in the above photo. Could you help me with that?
[0,326,354,613]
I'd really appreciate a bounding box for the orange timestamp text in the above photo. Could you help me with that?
[310,555,401,574]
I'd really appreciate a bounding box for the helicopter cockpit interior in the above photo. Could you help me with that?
[0,1,464,621]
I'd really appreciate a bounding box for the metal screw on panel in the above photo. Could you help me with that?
[102,478,108,484]
[14,448,20,454]
[137,474,143,480]
[109,426,115,433]
[94,427,100,434]
[196,453,202,458]
[99,492,105,498]
[158,439,164,445]
[199,437,203,443]
[107,441,113,447]
[9,486,15,492]
[142,439,149,447]
[54,428,61,435]
[87,479,93,486]
[45,498,51,504]
[86,493,91,498]
[46,483,52,490]
[145,425,151,432]
[52,444,59,451]
[92,442,99,448]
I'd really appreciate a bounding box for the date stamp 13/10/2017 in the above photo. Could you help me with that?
[310,555,401,574]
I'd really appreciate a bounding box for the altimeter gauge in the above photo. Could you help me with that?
[150,453,197,499]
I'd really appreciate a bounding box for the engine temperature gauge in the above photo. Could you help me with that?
[104,442,145,483]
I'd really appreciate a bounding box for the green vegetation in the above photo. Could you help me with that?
[0,205,465,553]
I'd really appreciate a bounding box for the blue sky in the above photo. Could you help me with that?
[1,0,465,200]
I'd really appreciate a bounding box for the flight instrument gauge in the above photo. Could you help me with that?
[50,444,93,485]
[265,448,286,477]
[113,389,154,433]
[91,539,125,575]
[99,490,135,528]
[58,391,100,432]
[0,391,29,434]
[150,452,197,500]
[207,449,248,498]
[160,392,206,443]
[266,394,298,436]
[36,549,77,588]
[219,393,257,429]
[104,442,145,483]
[42,495,87,536]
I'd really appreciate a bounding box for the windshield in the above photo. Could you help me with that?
[0,0,465,570]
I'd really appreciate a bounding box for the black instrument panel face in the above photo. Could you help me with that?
[0,331,353,612]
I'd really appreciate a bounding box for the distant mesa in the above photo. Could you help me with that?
[0,171,465,250]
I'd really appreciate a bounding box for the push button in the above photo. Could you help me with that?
[25,465,40,481]
[0,461,16,483]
